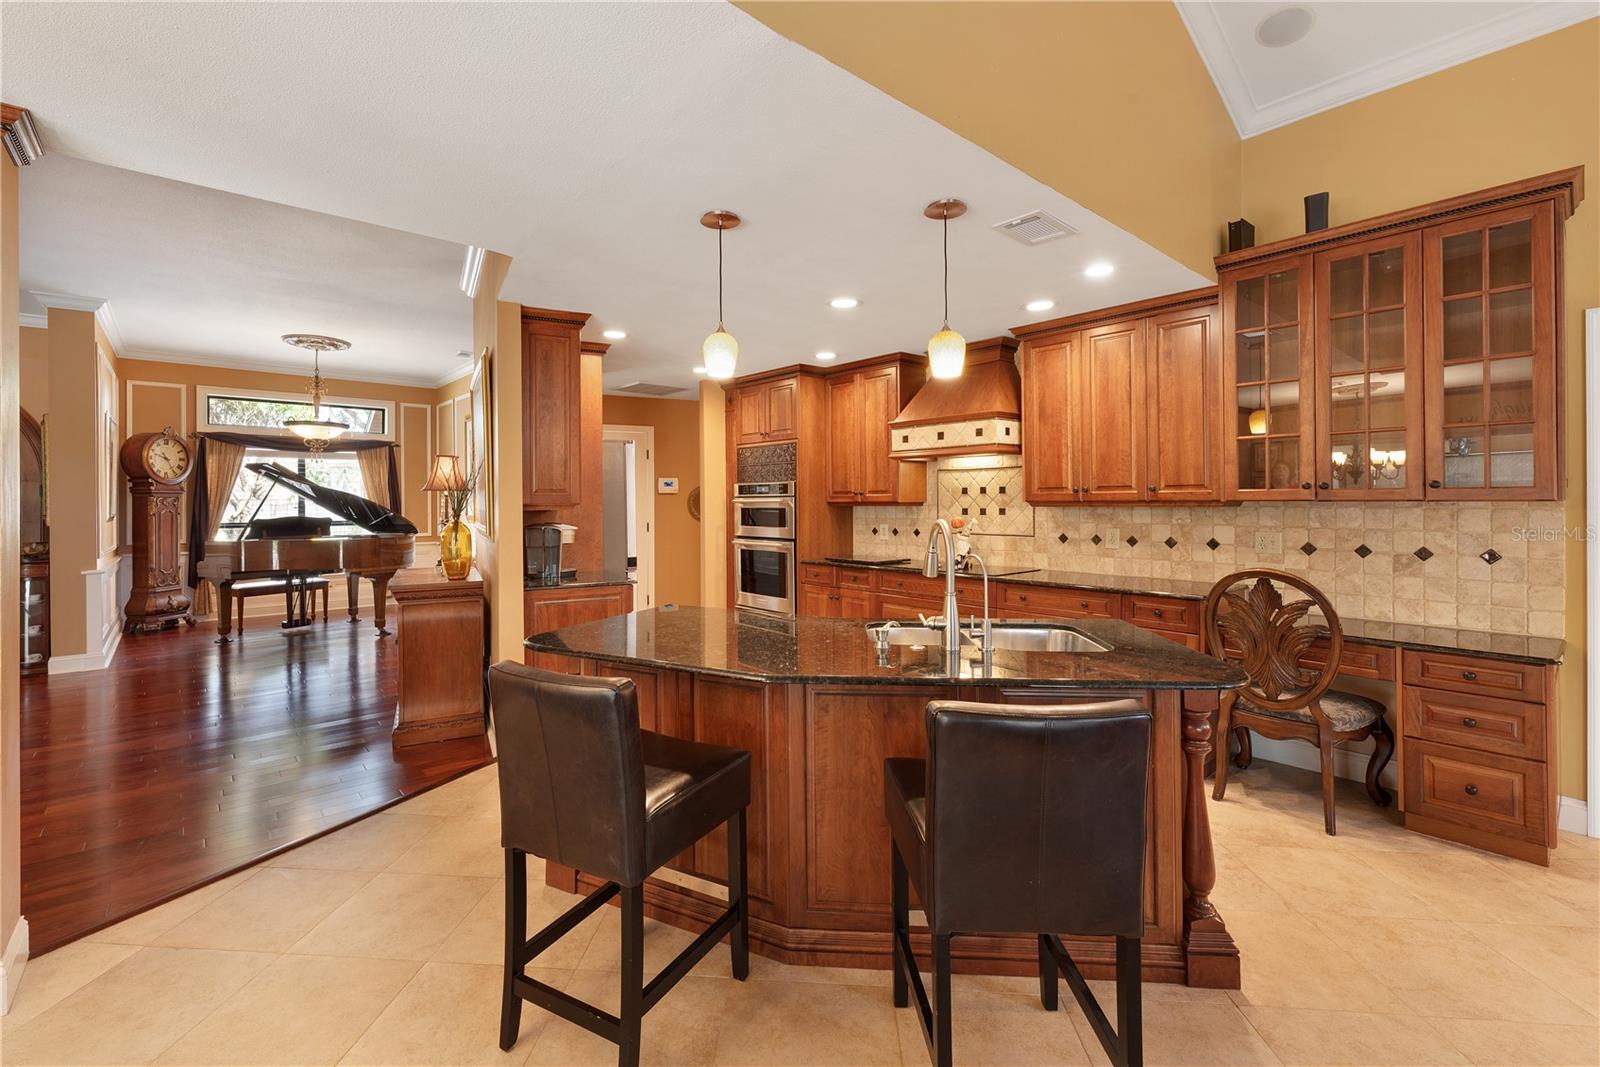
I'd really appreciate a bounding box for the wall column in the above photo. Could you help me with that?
[1,122,26,1011]
[698,380,727,610]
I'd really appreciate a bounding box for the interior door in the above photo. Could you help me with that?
[1145,305,1221,502]
[1075,319,1146,503]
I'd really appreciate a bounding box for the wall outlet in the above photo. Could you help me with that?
[1254,530,1283,556]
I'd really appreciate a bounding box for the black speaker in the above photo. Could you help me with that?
[1304,192,1330,232]
[1226,218,1255,252]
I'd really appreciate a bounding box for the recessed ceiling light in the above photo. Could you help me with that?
[1024,299,1056,313]
[602,329,627,340]
[829,297,860,310]
[815,351,837,362]
[692,366,708,375]
[1256,6,1315,48]
[1084,261,1115,279]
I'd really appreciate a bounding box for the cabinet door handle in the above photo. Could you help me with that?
[1147,485,1157,494]
[1462,670,1478,681]
[1301,482,1312,490]
[1429,479,1442,489]
[1464,784,1479,797]
[1318,482,1330,490]
[1462,717,1478,728]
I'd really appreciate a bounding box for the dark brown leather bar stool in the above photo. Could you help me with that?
[488,662,752,1067]
[885,698,1151,1067]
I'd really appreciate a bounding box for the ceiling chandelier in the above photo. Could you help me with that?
[924,198,967,380]
[700,210,742,380]
[281,333,351,451]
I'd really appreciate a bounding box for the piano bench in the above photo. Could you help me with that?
[232,577,330,634]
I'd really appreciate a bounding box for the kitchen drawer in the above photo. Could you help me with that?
[1403,686,1546,761]
[1124,595,1200,635]
[1402,650,1545,703]
[1404,740,1549,845]
[876,571,942,598]
[1303,639,1396,681]
[800,564,837,585]
[1001,584,1122,620]
[837,568,877,590]
[877,593,943,621]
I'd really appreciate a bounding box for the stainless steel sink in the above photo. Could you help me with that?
[974,624,1110,653]
[865,624,969,649]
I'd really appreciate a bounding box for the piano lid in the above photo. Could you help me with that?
[245,462,419,535]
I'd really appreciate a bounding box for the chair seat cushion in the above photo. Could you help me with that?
[883,757,928,899]
[1239,688,1384,732]
[641,730,751,876]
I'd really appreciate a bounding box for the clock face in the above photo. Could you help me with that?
[146,436,191,482]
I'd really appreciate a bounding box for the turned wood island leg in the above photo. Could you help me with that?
[1177,688,1239,988]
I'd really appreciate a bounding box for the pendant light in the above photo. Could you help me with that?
[924,198,967,380]
[700,210,742,380]
[281,333,351,451]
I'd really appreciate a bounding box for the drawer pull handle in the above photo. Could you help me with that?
[1462,671,1478,681]
[1079,601,1090,609]
[1152,608,1164,618]
[1462,717,1478,728]
[1464,784,1479,797]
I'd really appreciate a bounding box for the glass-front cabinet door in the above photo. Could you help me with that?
[1223,256,1315,499]
[1313,232,1424,499]
[1423,201,1557,499]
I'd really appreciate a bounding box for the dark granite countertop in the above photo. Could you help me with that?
[525,570,635,592]
[801,560,1564,666]
[524,605,1247,689]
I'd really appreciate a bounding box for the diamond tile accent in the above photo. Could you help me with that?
[1414,546,1433,561]
[1125,535,1138,547]
[936,463,1035,537]
[1205,538,1220,551]
[1164,536,1178,549]
[1353,543,1372,558]
[1091,535,1103,546]
[891,528,899,537]
[871,527,878,536]
[1300,542,1317,556]
[912,528,920,538]
[1480,548,1503,565]
[1057,533,1068,544]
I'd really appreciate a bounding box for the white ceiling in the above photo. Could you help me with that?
[18,155,471,385]
[1177,1,1597,137]
[2,1,1207,393]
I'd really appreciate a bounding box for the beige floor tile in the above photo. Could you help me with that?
[83,868,260,946]
[1240,844,1434,918]
[1068,979,1281,1067]
[156,953,420,1065]
[291,871,493,960]
[1459,921,1600,1020]
[269,811,448,872]
[1424,1017,1600,1066]
[0,946,272,1065]
[526,971,728,1066]
[154,866,373,952]
[1241,1006,1469,1065]
[0,939,139,1028]
[432,878,605,970]
[340,960,563,1066]
[747,954,891,988]
[1358,849,1598,928]
[388,816,505,879]
[402,768,500,816]
[1223,909,1395,1014]
[576,907,702,973]
[893,985,1091,1066]
[709,979,902,1066]
[1209,846,1294,914]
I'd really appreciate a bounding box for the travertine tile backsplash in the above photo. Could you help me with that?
[851,459,1567,638]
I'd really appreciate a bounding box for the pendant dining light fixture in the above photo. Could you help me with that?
[700,210,742,380]
[281,333,351,451]
[924,198,967,380]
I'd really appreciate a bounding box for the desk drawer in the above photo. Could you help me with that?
[1124,595,1200,635]
[837,568,877,589]
[1302,640,1396,681]
[1403,686,1546,761]
[1404,740,1548,845]
[1402,650,1544,703]
[800,564,837,586]
[1001,585,1121,619]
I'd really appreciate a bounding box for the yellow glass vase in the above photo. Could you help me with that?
[440,518,474,580]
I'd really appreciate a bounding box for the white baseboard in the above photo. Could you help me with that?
[1234,734,1399,790]
[0,917,30,1015]
[1558,796,1591,837]
[47,622,121,674]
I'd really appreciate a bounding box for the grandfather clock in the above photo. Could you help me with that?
[120,426,196,632]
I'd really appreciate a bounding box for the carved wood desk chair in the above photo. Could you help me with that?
[1202,569,1394,836]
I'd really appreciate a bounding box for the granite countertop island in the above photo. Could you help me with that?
[524,605,1245,990]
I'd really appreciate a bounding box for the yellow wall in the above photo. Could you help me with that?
[18,325,45,419]
[737,0,1240,277]
[44,309,101,656]
[1,138,23,981]
[1239,18,1600,800]
[602,395,703,607]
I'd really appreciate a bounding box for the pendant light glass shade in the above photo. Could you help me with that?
[928,326,966,380]
[703,328,739,380]
[281,334,351,452]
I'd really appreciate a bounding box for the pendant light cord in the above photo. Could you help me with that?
[717,224,725,330]
[942,212,950,329]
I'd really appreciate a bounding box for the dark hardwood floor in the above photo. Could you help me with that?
[20,615,492,954]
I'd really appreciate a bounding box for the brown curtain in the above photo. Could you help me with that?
[357,447,393,510]
[193,438,248,616]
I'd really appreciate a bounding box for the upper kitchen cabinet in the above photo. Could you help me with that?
[827,355,927,505]
[1217,168,1581,502]
[522,306,590,508]
[1015,289,1222,505]
[732,376,798,446]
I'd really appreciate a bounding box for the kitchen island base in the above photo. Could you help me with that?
[537,663,1239,988]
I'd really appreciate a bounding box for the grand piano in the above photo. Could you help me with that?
[196,462,417,641]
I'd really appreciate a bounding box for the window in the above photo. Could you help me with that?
[197,386,392,440]
[216,449,369,540]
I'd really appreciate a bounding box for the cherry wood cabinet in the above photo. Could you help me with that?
[522,307,589,507]
[825,358,926,505]
[1221,257,1317,500]
[1146,305,1223,502]
[523,582,633,672]
[733,377,799,446]
[1076,319,1146,503]
[1019,335,1076,504]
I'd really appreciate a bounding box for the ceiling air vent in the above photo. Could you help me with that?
[614,382,685,397]
[991,210,1077,246]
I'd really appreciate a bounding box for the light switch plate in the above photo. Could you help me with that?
[1254,530,1283,555]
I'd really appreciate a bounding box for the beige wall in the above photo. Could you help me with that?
[44,309,101,657]
[602,394,703,607]
[2,138,24,994]
[737,0,1240,277]
[18,325,44,419]
[698,381,727,610]
[1238,18,1600,800]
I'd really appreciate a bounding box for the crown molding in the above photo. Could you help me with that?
[18,312,47,329]
[27,289,107,312]
[430,362,475,389]
[1176,1,1598,138]
[118,346,446,390]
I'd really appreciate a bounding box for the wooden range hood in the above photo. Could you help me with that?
[887,336,1020,459]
